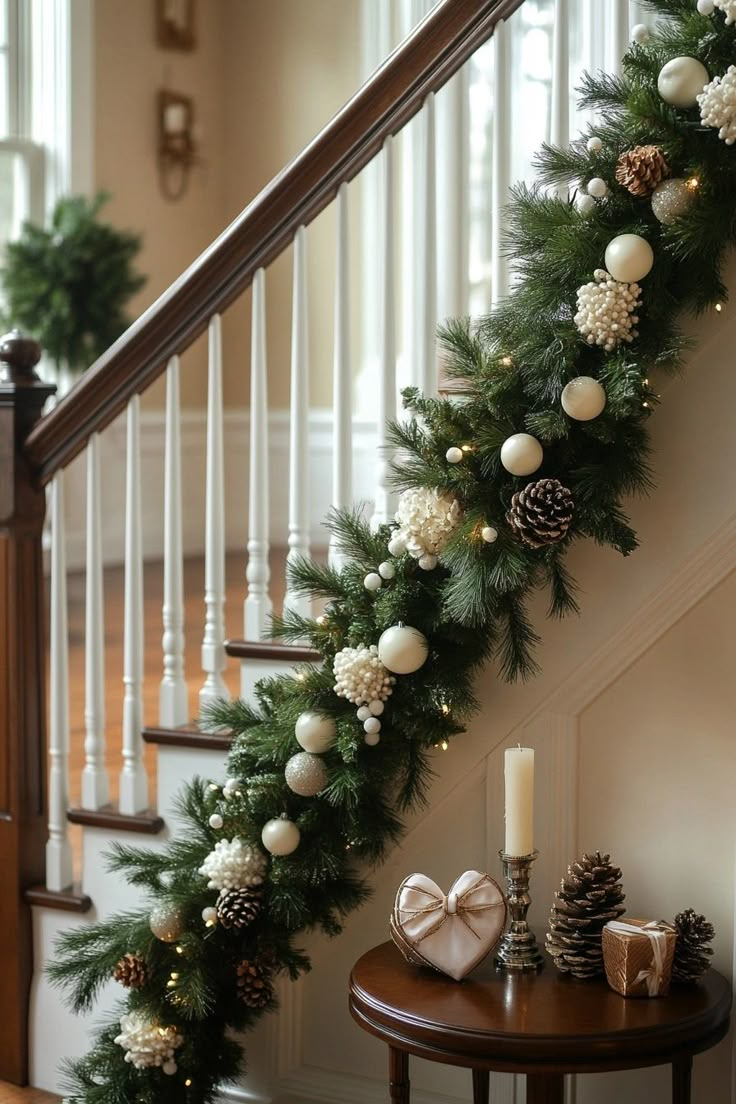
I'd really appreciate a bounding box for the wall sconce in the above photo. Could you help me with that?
[158,89,197,201]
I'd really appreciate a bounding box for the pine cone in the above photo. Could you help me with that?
[615,145,670,197]
[217,886,263,930]
[235,957,273,1009]
[113,952,149,989]
[672,908,715,984]
[507,478,573,549]
[546,851,626,979]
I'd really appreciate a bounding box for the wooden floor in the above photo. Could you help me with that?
[0,1086,59,1103]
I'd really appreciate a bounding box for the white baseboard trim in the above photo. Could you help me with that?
[61,408,379,571]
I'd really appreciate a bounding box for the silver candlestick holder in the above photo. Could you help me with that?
[495,850,544,972]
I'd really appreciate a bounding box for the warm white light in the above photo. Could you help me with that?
[441,740,449,751]
[715,302,723,312]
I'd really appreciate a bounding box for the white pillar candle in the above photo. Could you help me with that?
[504,747,534,856]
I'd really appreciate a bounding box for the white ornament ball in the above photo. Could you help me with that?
[651,178,696,224]
[446,446,464,464]
[364,572,382,591]
[631,23,650,43]
[418,553,438,571]
[261,816,301,856]
[587,177,608,199]
[363,716,381,735]
[149,903,184,943]
[604,234,654,283]
[209,813,224,830]
[698,65,736,144]
[202,906,218,926]
[387,534,407,556]
[697,0,715,13]
[586,136,603,153]
[378,624,429,675]
[577,194,597,217]
[657,56,710,108]
[198,838,267,891]
[364,731,381,746]
[561,376,607,421]
[356,705,371,722]
[500,433,543,477]
[163,1060,178,1076]
[223,777,241,799]
[481,526,498,543]
[378,561,395,580]
[285,751,328,797]
[369,699,385,716]
[295,710,337,754]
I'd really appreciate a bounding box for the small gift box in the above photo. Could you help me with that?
[602,918,677,998]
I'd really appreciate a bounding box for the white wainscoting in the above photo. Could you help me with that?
[60,410,379,571]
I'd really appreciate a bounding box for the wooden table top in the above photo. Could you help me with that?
[349,942,732,1075]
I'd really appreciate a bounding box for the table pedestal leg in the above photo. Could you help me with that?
[389,1046,410,1104]
[526,1073,565,1104]
[672,1056,692,1104]
[472,1069,489,1104]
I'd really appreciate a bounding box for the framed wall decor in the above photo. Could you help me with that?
[156,0,196,52]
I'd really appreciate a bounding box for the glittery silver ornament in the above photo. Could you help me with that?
[285,751,328,797]
[574,269,641,352]
[333,643,395,707]
[698,65,736,145]
[651,178,696,225]
[198,838,267,891]
[149,903,185,943]
[114,1012,182,1073]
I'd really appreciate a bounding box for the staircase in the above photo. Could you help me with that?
[7,1,733,1101]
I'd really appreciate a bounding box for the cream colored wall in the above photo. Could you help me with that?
[219,0,362,410]
[93,0,362,411]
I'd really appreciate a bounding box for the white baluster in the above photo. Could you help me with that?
[436,69,470,322]
[160,356,189,726]
[244,268,273,639]
[81,434,108,810]
[47,471,73,892]
[372,137,397,530]
[200,315,229,711]
[119,394,149,815]
[491,19,512,307]
[610,0,630,74]
[328,184,352,570]
[415,93,437,397]
[551,0,571,153]
[283,229,311,620]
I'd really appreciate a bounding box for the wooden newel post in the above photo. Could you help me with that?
[0,331,55,1085]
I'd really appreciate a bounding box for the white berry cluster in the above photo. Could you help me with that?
[715,0,736,24]
[333,644,395,708]
[198,838,267,891]
[698,66,736,145]
[114,1012,183,1075]
[388,487,463,571]
[574,269,642,352]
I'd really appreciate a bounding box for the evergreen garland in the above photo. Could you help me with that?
[50,5,736,1100]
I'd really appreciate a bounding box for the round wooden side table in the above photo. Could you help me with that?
[349,942,731,1104]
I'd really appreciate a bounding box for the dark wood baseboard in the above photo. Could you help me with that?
[67,806,164,834]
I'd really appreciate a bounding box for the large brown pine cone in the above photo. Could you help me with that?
[507,478,573,548]
[615,145,670,197]
[235,957,274,1009]
[546,851,626,979]
[217,886,263,930]
[672,908,715,983]
[113,952,149,989]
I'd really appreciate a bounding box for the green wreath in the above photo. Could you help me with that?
[50,3,736,1100]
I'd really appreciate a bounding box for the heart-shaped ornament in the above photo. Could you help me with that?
[390,870,507,981]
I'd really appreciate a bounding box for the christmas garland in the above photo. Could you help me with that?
[51,3,736,1101]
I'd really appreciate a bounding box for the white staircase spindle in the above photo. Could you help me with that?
[159,356,189,726]
[244,268,273,639]
[47,471,73,892]
[610,0,631,75]
[491,19,512,307]
[551,0,571,165]
[283,229,311,619]
[436,70,470,322]
[415,93,437,397]
[119,395,149,815]
[81,433,109,810]
[329,184,352,569]
[200,315,230,711]
[372,137,397,529]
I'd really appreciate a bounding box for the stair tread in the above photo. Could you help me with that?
[143,723,233,751]
[225,639,321,662]
[67,806,164,834]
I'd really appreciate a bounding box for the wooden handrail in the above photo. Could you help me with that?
[24,0,524,486]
